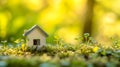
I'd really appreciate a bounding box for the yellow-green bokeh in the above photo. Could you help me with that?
[0,0,120,44]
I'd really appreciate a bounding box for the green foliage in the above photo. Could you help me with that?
[75,33,97,45]
[0,35,120,67]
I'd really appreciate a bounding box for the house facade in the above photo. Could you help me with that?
[23,25,48,50]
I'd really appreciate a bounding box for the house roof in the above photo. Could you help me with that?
[23,25,48,37]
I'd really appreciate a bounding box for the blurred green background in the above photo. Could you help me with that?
[0,0,120,44]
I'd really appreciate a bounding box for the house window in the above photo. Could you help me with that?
[33,39,40,45]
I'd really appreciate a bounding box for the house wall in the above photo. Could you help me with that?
[26,28,46,48]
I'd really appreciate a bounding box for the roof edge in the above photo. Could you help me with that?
[23,25,48,37]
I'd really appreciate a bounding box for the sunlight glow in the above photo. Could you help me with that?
[23,0,43,11]
[102,13,116,24]
[56,27,79,44]
[0,13,8,38]
[12,17,25,33]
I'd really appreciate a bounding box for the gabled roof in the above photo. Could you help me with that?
[23,25,48,37]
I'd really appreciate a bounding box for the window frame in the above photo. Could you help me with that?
[33,39,40,45]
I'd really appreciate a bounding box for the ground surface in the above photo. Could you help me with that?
[0,35,120,67]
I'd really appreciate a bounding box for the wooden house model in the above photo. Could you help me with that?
[23,25,48,50]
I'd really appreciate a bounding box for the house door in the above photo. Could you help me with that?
[33,39,40,45]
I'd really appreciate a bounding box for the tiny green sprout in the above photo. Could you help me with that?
[89,37,93,41]
[75,36,83,40]
[14,39,20,43]
[54,35,60,45]
[84,33,90,38]
[83,33,90,43]
[114,41,118,45]
[1,40,7,48]
[88,37,93,44]
[54,35,65,46]
[88,37,97,44]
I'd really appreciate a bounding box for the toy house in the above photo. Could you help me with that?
[23,25,48,50]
